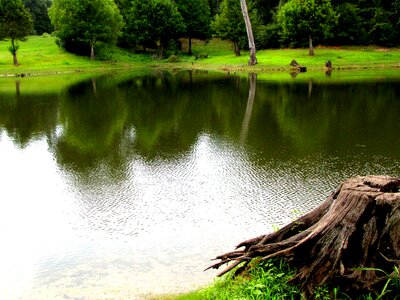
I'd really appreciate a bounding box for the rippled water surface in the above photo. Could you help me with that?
[0,71,399,299]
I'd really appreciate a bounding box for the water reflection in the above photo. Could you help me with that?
[0,71,399,299]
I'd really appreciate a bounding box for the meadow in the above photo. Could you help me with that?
[1,35,400,76]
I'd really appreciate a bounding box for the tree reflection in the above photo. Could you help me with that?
[0,79,59,148]
[239,73,256,145]
[1,72,400,183]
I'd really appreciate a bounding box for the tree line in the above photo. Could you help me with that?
[1,0,400,64]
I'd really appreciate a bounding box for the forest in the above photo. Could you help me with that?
[1,0,400,61]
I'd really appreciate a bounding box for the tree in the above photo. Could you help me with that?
[208,176,400,298]
[240,0,257,65]
[22,0,52,35]
[0,0,33,65]
[175,0,211,55]
[249,0,281,24]
[49,0,124,60]
[125,0,185,57]
[329,3,364,45]
[212,0,247,56]
[277,0,338,56]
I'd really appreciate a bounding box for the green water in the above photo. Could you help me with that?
[0,70,399,299]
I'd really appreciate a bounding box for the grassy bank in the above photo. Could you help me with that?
[1,35,400,76]
[152,259,400,300]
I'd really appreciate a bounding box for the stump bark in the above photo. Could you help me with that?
[207,176,400,297]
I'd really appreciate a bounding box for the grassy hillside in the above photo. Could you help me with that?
[0,35,152,75]
[1,35,400,76]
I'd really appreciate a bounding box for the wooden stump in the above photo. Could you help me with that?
[290,59,307,72]
[207,176,400,297]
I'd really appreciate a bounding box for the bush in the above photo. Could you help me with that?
[254,23,281,49]
[195,53,208,59]
[167,54,180,63]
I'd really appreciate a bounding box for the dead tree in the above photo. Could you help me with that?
[240,0,257,66]
[207,176,400,297]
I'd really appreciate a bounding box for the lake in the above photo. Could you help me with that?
[0,70,399,299]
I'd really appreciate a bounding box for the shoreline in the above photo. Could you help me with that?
[1,36,400,78]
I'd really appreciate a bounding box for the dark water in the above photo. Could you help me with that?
[0,71,399,299]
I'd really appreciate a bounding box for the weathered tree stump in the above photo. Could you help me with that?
[325,60,332,69]
[290,59,307,72]
[207,176,400,297]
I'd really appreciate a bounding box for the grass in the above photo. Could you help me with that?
[174,39,400,72]
[151,260,400,300]
[1,35,400,76]
[0,35,152,75]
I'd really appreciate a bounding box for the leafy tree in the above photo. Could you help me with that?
[250,0,281,24]
[22,0,52,35]
[212,0,247,56]
[175,0,211,55]
[329,3,364,45]
[49,0,124,60]
[125,0,185,57]
[277,0,338,55]
[0,0,33,65]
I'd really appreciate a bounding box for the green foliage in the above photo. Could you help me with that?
[22,0,53,35]
[329,3,364,45]
[176,0,211,40]
[353,266,400,300]
[167,54,180,63]
[0,0,33,40]
[277,0,338,48]
[254,22,281,49]
[211,0,247,56]
[200,259,303,299]
[0,0,33,64]
[125,0,185,57]
[368,7,396,47]
[48,0,124,59]
[175,0,211,54]
[8,42,19,55]
[250,0,281,24]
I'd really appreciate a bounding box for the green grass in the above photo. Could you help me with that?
[152,260,400,300]
[1,35,400,76]
[175,38,400,71]
[0,35,152,75]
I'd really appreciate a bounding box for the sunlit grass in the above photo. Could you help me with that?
[152,260,400,300]
[0,35,152,75]
[177,39,400,72]
[1,35,400,76]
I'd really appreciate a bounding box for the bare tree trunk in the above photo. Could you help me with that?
[240,0,257,65]
[90,43,95,60]
[308,34,314,56]
[233,41,241,56]
[188,36,193,56]
[207,176,400,298]
[11,39,19,66]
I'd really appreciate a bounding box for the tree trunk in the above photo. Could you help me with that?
[233,41,241,56]
[188,36,193,56]
[90,43,95,60]
[240,0,257,65]
[308,34,314,56]
[207,176,400,298]
[11,39,18,66]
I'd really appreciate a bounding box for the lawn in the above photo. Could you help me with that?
[1,35,400,76]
